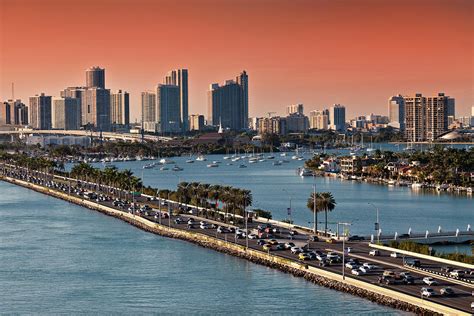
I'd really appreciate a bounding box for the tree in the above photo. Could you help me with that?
[315,192,336,234]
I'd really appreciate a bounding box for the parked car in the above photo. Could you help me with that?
[369,250,380,256]
[440,287,455,296]
[421,287,435,298]
[423,277,438,286]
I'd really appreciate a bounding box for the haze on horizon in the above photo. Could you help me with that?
[0,0,472,122]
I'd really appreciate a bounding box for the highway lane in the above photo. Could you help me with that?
[2,167,473,314]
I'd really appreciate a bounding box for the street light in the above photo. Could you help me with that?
[339,222,352,280]
[368,203,380,244]
[282,188,292,226]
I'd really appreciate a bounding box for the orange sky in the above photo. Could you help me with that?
[1,0,473,121]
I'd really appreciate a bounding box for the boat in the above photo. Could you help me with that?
[258,158,266,162]
[248,157,258,164]
[411,183,424,189]
[299,168,313,177]
[186,159,194,163]
[223,156,231,160]
[160,166,169,171]
[387,180,396,186]
[231,157,241,162]
[239,164,247,168]
[172,166,183,171]
[160,158,175,164]
[196,155,207,161]
[207,163,219,168]
[280,153,287,157]
[143,162,156,169]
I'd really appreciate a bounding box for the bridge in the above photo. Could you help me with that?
[0,129,173,143]
[374,226,474,245]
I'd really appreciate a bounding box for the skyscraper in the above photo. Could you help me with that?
[0,102,11,125]
[156,84,180,133]
[51,97,81,130]
[141,91,156,124]
[164,69,188,132]
[2,99,27,125]
[388,95,405,130]
[287,104,304,115]
[329,104,346,131]
[404,93,450,142]
[29,93,52,130]
[110,90,130,127]
[82,88,111,131]
[309,110,329,130]
[86,66,105,89]
[13,102,28,125]
[208,71,249,131]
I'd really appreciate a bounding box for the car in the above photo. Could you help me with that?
[174,217,184,224]
[307,251,317,260]
[200,224,209,229]
[471,302,474,311]
[441,266,453,273]
[291,247,303,254]
[187,224,195,229]
[268,239,279,245]
[449,270,464,278]
[276,243,286,251]
[359,266,371,273]
[421,287,435,298]
[399,271,411,277]
[316,254,327,261]
[403,275,415,285]
[200,221,207,226]
[289,230,298,236]
[351,269,365,276]
[440,287,455,296]
[325,239,335,244]
[383,270,396,277]
[319,259,329,267]
[257,239,266,246]
[299,253,311,260]
[422,277,438,286]
[404,257,421,267]
[248,233,258,239]
[362,263,376,270]
[284,242,295,249]
[369,250,380,256]
[390,252,399,258]
[348,235,364,241]
[309,235,319,242]
[217,226,229,233]
[262,244,272,251]
[345,262,359,269]
[187,218,195,224]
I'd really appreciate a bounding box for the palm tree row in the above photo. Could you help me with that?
[307,191,336,235]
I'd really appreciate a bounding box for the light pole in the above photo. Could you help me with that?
[282,189,292,226]
[312,179,317,235]
[339,222,352,280]
[368,203,380,244]
[244,200,248,250]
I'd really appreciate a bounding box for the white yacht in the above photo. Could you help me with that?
[299,168,313,177]
[207,163,219,168]
[160,158,175,164]
[196,155,207,161]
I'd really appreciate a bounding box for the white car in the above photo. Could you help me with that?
[359,266,370,273]
[248,233,258,239]
[345,262,359,269]
[421,287,435,298]
[390,252,399,258]
[449,270,464,278]
[291,247,303,254]
[351,269,365,276]
[423,277,438,286]
[200,224,209,229]
[362,263,377,270]
[369,250,380,256]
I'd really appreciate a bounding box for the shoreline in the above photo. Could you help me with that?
[2,176,469,315]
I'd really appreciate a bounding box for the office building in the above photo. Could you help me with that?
[29,93,52,130]
[287,104,304,115]
[257,116,287,135]
[82,88,111,131]
[329,104,346,131]
[248,117,259,130]
[388,95,405,130]
[164,69,188,132]
[156,84,180,133]
[0,102,11,125]
[404,93,450,142]
[309,110,329,130]
[86,66,105,89]
[51,97,81,130]
[13,102,28,125]
[208,71,249,131]
[189,114,205,131]
[446,97,455,118]
[110,90,130,127]
[286,113,309,133]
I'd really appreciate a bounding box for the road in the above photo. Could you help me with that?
[2,164,473,314]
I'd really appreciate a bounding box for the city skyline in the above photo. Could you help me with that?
[1,0,472,122]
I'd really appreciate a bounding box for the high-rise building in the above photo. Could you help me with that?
[164,69,188,132]
[51,97,81,130]
[29,93,52,130]
[287,104,304,115]
[329,104,346,131]
[141,91,156,127]
[0,102,11,125]
[309,110,329,130]
[156,84,180,133]
[86,66,105,89]
[257,116,287,135]
[388,95,405,130]
[82,88,111,131]
[446,97,455,118]
[13,102,28,125]
[404,93,450,142]
[110,90,130,127]
[208,71,249,131]
[189,114,205,131]
[286,113,309,132]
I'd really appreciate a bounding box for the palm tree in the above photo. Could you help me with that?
[307,192,322,235]
[318,192,336,234]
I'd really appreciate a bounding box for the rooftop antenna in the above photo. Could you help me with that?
[11,82,14,100]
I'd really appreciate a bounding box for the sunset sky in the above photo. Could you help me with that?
[1,0,472,122]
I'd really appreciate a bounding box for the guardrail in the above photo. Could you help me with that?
[404,263,474,285]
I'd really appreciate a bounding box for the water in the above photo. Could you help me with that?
[432,244,473,256]
[0,181,405,314]
[81,153,473,238]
